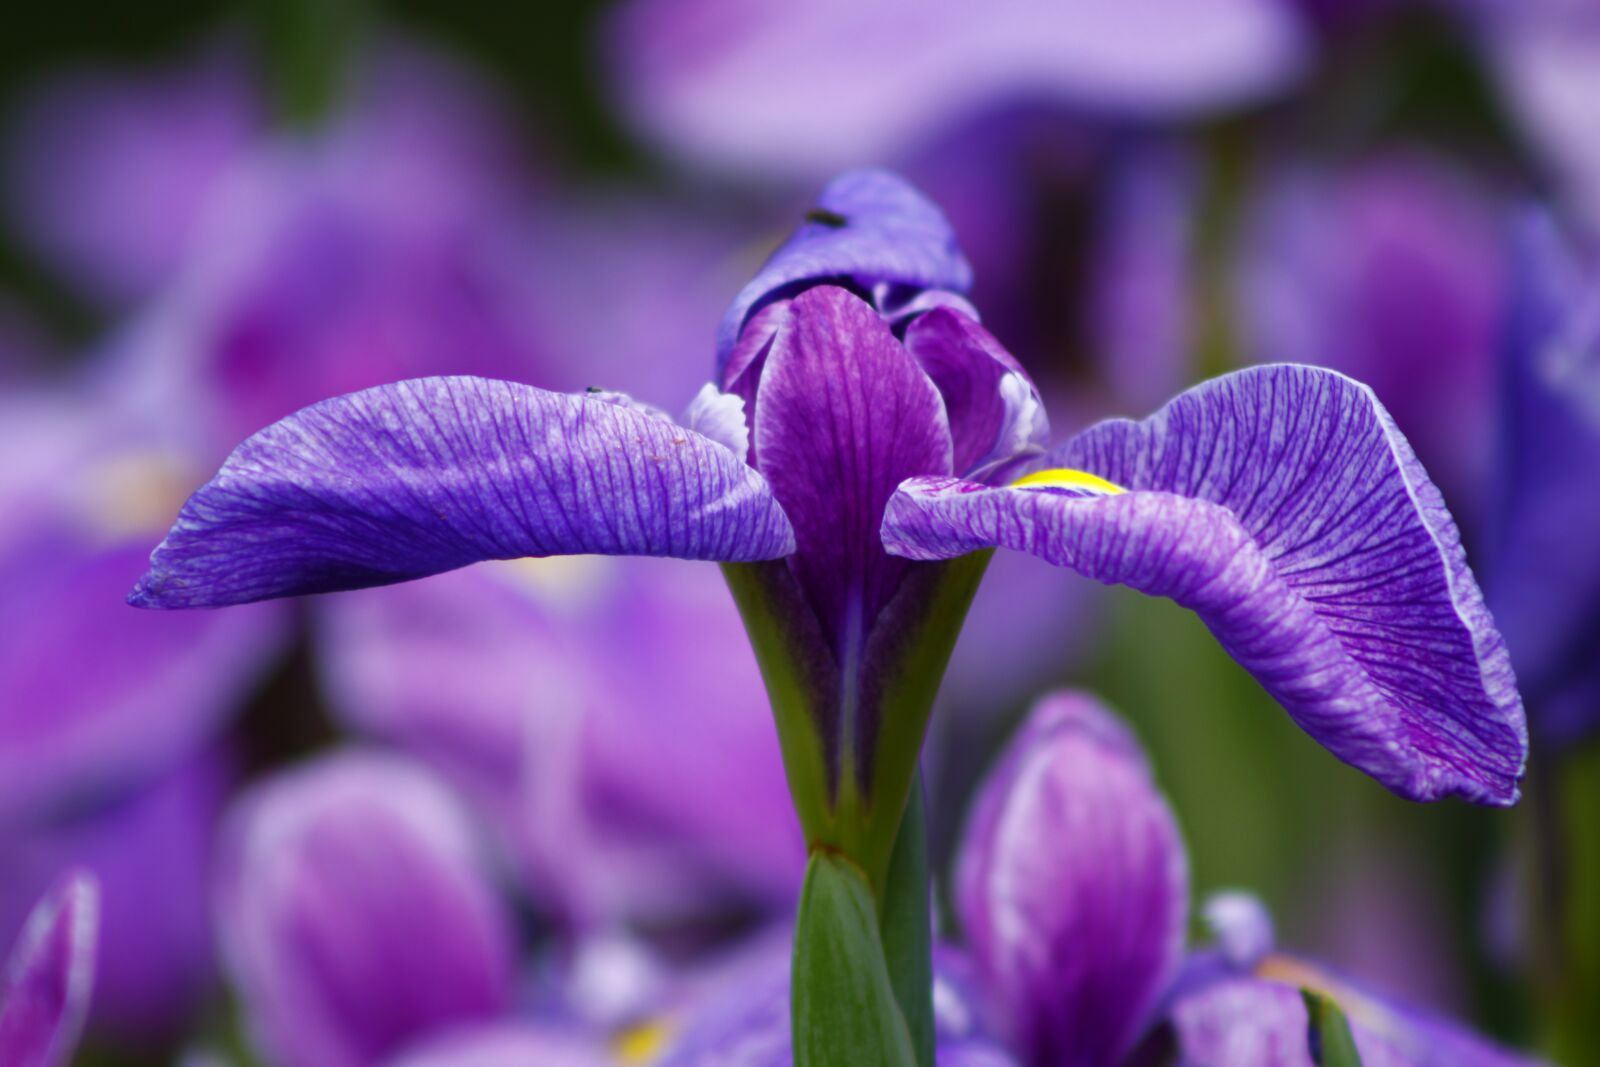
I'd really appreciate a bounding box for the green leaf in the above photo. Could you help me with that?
[793,851,918,1067]
[880,775,934,1067]
[1302,988,1365,1067]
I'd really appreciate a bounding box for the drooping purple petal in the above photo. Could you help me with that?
[903,307,1049,482]
[756,285,954,643]
[216,751,515,1067]
[0,750,231,1042]
[1487,213,1600,745]
[0,872,98,1067]
[130,377,795,609]
[606,0,1308,180]
[955,692,1187,1067]
[884,365,1527,805]
[1170,967,1546,1067]
[716,170,973,369]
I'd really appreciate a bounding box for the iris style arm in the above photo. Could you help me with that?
[883,364,1526,805]
[129,376,795,609]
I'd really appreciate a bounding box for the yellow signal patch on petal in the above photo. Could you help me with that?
[613,1019,674,1064]
[1011,467,1127,495]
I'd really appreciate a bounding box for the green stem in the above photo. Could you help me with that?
[793,851,919,1067]
[1531,741,1600,1063]
[880,771,934,1067]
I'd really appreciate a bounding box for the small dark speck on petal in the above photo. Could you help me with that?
[804,208,848,229]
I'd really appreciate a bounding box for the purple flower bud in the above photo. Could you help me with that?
[215,752,516,1067]
[0,872,98,1067]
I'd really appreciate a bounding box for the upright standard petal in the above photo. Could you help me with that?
[716,170,973,369]
[215,752,515,1067]
[131,377,794,608]
[0,873,98,1067]
[884,365,1526,804]
[756,287,954,642]
[955,692,1187,1067]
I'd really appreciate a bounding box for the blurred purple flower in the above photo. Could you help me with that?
[385,1025,615,1067]
[0,383,286,824]
[0,872,98,1067]
[1486,212,1600,745]
[216,751,517,1067]
[4,43,261,307]
[955,694,1543,1067]
[0,749,229,1041]
[1234,150,1507,508]
[315,556,805,927]
[1461,0,1600,228]
[604,0,1309,181]
[1085,141,1198,413]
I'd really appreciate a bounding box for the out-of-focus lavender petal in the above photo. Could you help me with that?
[1235,153,1503,506]
[4,44,259,305]
[216,752,515,1067]
[1087,142,1197,412]
[1488,213,1600,745]
[1171,965,1546,1067]
[756,286,952,643]
[317,556,804,926]
[653,957,791,1067]
[0,530,283,821]
[97,40,543,452]
[717,170,973,368]
[956,692,1187,1067]
[0,751,232,1041]
[384,1025,615,1067]
[885,365,1528,805]
[1472,2,1600,228]
[130,377,795,609]
[0,872,97,1067]
[1202,892,1276,970]
[606,0,1308,180]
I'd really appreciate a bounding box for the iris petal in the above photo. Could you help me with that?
[716,170,973,368]
[956,693,1187,1067]
[131,376,794,608]
[883,365,1526,804]
[0,872,98,1067]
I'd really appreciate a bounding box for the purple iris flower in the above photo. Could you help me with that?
[1485,213,1600,746]
[132,169,1523,889]
[656,692,1542,1066]
[603,0,1309,181]
[215,750,517,1067]
[0,872,98,1067]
